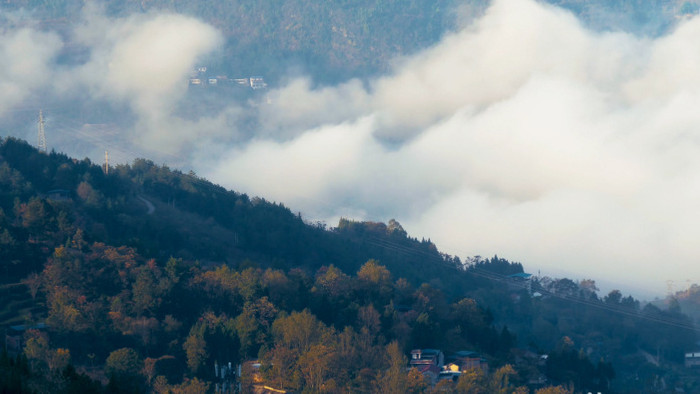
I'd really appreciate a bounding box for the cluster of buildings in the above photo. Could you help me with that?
[409,348,489,385]
[685,352,700,368]
[188,66,267,90]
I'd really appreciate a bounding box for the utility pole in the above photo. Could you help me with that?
[104,150,109,175]
[37,110,47,153]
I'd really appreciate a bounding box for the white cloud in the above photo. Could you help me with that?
[62,9,224,153]
[258,78,371,140]
[201,0,700,296]
[0,27,61,114]
[204,117,380,207]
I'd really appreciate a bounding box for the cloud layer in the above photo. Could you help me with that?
[198,0,700,296]
[3,0,700,296]
[69,9,223,152]
[0,27,61,115]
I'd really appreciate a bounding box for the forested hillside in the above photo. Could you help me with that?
[1,137,699,393]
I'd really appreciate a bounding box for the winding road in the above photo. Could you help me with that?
[137,195,155,215]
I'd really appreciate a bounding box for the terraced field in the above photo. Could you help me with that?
[0,282,44,329]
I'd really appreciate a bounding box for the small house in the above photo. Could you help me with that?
[410,349,444,386]
[450,350,489,374]
[250,76,267,90]
[410,349,444,368]
[686,352,700,368]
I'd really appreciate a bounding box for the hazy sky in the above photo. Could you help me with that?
[3,0,700,297]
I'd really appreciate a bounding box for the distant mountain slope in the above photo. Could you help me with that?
[0,0,458,83]
[1,0,694,83]
[0,136,469,290]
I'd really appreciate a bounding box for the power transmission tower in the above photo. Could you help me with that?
[37,110,47,153]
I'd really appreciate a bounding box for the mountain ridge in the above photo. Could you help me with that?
[1,136,699,392]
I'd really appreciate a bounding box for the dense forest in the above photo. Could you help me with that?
[0,137,699,393]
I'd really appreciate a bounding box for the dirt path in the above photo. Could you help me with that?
[137,195,155,215]
[639,349,659,366]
